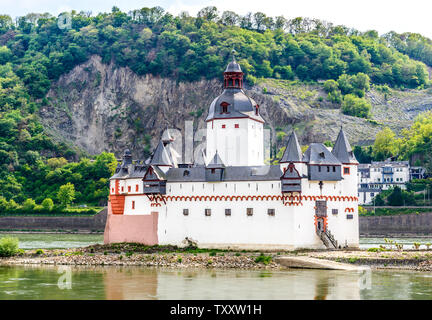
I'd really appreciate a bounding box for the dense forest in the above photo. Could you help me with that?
[1,6,432,211]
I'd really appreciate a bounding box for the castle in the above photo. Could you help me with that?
[104,55,359,250]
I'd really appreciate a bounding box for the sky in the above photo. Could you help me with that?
[1,0,432,38]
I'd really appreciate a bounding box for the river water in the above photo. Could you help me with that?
[0,233,432,300]
[0,265,431,299]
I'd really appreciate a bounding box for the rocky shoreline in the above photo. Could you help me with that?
[0,244,282,270]
[2,243,432,271]
[305,249,432,271]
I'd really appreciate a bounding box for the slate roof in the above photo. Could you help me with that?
[121,149,132,166]
[332,128,358,164]
[150,141,172,166]
[370,160,409,168]
[302,143,342,165]
[206,151,225,169]
[110,163,166,180]
[166,165,283,182]
[143,165,166,181]
[205,88,263,122]
[280,131,302,163]
[225,58,242,73]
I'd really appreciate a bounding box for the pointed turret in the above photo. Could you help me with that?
[121,149,132,166]
[161,129,174,145]
[205,151,225,181]
[332,128,358,164]
[206,151,225,169]
[225,50,242,73]
[280,131,302,163]
[150,141,172,167]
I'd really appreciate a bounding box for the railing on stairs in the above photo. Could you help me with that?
[317,229,338,249]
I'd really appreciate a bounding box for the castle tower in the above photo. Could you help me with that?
[280,131,305,176]
[332,127,358,196]
[205,52,264,166]
[150,140,173,173]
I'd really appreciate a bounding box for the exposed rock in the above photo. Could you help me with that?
[39,55,432,159]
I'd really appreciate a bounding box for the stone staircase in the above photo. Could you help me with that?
[317,229,338,249]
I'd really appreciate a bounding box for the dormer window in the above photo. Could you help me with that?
[220,102,230,114]
[319,152,325,158]
[255,105,259,116]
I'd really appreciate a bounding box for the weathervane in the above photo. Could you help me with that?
[231,48,236,61]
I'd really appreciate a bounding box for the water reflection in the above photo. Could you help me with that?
[103,267,158,299]
[0,265,431,300]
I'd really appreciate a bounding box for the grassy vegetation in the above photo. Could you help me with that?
[0,206,102,216]
[0,236,20,257]
[254,253,273,265]
[84,243,274,256]
[360,207,432,216]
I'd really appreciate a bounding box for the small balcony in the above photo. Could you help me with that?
[143,181,166,194]
[382,167,393,174]
[281,182,302,193]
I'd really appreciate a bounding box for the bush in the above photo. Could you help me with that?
[358,206,368,215]
[323,79,339,93]
[255,253,272,265]
[246,74,257,85]
[327,90,342,104]
[41,198,54,211]
[22,198,36,211]
[341,94,371,118]
[273,65,295,80]
[0,236,19,257]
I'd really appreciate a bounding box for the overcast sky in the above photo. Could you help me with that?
[2,0,432,38]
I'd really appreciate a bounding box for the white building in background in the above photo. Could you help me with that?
[358,160,426,205]
[104,54,360,250]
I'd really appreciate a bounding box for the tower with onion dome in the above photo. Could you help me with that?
[205,52,264,166]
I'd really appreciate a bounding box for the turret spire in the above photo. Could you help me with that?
[121,149,132,166]
[224,50,243,89]
[207,150,225,169]
[150,141,173,167]
[332,128,358,164]
[280,131,302,163]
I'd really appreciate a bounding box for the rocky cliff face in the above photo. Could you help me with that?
[39,55,432,160]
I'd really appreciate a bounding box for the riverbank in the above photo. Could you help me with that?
[0,243,282,270]
[2,243,432,271]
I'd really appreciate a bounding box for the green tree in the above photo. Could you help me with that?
[0,46,12,64]
[323,79,339,93]
[57,183,75,207]
[372,127,399,160]
[41,198,54,211]
[22,198,36,211]
[273,65,294,80]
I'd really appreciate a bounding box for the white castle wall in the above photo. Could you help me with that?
[206,118,264,166]
[112,167,359,249]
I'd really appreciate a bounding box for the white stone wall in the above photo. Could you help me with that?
[206,118,263,166]
[114,173,359,249]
